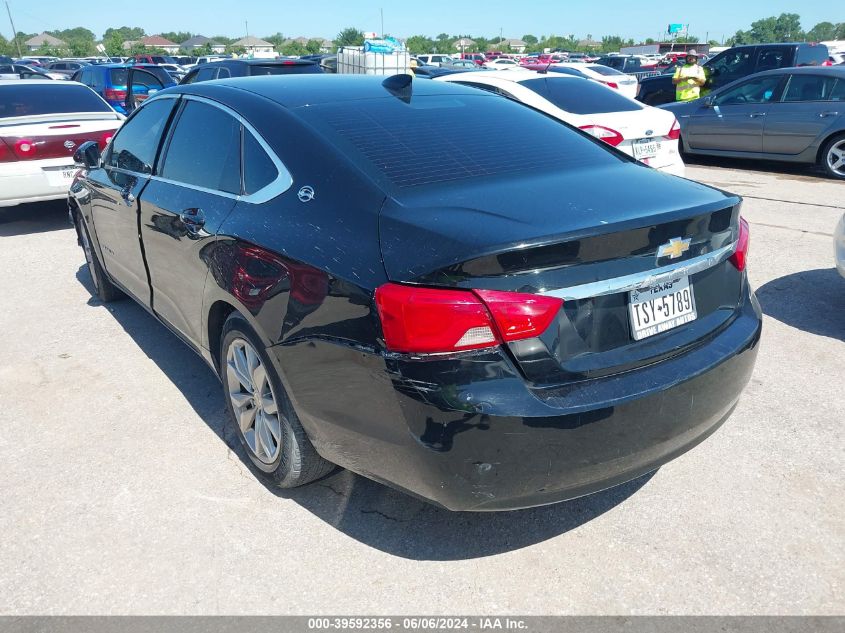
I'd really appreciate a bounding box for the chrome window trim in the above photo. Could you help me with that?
[539,242,737,301]
[148,93,292,204]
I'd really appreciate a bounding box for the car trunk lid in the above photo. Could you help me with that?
[378,164,743,382]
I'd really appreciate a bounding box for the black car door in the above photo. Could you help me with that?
[137,98,246,346]
[86,96,179,303]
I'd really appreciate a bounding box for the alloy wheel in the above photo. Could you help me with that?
[827,139,845,177]
[225,338,283,464]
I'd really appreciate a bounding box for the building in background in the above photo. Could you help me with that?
[24,33,66,52]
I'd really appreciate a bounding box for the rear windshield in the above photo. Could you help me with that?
[519,77,642,114]
[298,92,622,189]
[587,64,625,76]
[248,63,321,76]
[0,84,111,118]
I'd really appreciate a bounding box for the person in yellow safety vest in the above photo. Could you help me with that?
[672,49,706,102]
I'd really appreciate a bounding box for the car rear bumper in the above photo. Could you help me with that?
[271,286,762,511]
[0,159,78,207]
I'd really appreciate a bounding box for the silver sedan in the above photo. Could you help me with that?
[662,67,845,180]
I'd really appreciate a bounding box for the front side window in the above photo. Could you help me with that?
[782,75,838,102]
[106,98,176,173]
[160,100,241,194]
[714,75,783,106]
[708,48,755,84]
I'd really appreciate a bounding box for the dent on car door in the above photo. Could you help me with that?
[687,74,784,153]
[763,74,841,155]
[85,97,179,303]
[138,98,243,347]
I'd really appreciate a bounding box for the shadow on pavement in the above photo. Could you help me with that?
[756,268,845,342]
[0,200,70,237]
[76,265,652,561]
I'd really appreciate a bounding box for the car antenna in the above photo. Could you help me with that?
[382,73,413,103]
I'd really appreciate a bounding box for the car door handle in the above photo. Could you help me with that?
[749,112,767,118]
[179,208,205,234]
[819,111,840,118]
[120,189,135,206]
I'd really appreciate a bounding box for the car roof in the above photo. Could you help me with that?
[165,74,494,109]
[754,66,845,77]
[218,58,316,65]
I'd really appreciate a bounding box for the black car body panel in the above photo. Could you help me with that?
[69,75,761,510]
[638,42,830,105]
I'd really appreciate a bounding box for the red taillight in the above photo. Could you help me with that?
[665,118,681,141]
[730,217,750,272]
[103,88,127,102]
[0,138,12,163]
[375,283,562,354]
[601,80,619,89]
[473,290,562,342]
[99,132,113,149]
[14,139,37,158]
[579,124,624,147]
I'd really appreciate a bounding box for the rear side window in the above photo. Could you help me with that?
[160,100,241,194]
[782,75,838,102]
[755,48,789,72]
[195,67,217,82]
[796,45,828,67]
[243,131,278,194]
[106,98,175,173]
[519,77,642,114]
[300,92,622,189]
[0,84,112,118]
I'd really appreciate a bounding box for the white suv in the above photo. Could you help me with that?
[416,54,454,67]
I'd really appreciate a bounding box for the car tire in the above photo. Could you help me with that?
[220,313,335,487]
[820,134,845,180]
[75,213,123,303]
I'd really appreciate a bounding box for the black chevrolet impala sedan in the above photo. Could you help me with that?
[68,75,761,511]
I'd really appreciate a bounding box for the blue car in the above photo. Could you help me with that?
[71,63,176,114]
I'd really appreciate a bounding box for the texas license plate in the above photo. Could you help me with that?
[633,138,661,160]
[44,166,78,187]
[628,276,697,340]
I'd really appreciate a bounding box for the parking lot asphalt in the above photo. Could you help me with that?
[0,160,842,615]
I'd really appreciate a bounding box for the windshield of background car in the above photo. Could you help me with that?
[297,92,623,189]
[519,77,643,114]
[0,84,112,118]
[248,64,321,75]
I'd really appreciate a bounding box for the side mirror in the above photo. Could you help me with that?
[74,141,101,169]
[702,95,715,108]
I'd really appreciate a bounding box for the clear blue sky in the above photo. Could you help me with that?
[4,0,834,44]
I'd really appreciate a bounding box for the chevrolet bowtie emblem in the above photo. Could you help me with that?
[657,237,691,259]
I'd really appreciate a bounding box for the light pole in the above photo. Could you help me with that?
[5,1,22,58]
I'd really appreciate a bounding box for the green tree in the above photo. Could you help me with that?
[739,13,805,43]
[103,26,145,41]
[406,35,435,54]
[279,40,307,56]
[522,34,538,46]
[264,33,286,48]
[335,27,364,47]
[104,32,125,57]
[305,39,322,54]
[806,21,837,41]
[160,31,193,44]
